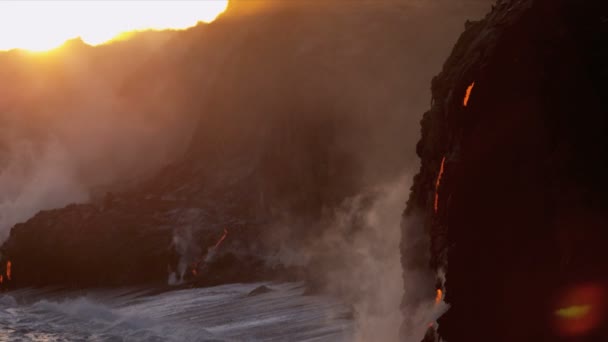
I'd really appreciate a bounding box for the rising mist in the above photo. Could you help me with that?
[0,1,492,340]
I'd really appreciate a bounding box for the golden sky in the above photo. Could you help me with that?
[0,0,229,51]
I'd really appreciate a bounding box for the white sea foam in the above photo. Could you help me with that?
[0,283,353,341]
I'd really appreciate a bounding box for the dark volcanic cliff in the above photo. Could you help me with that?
[406,0,608,341]
[0,1,490,292]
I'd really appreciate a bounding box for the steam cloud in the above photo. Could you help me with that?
[324,175,409,342]
[0,34,199,243]
[0,140,88,242]
[270,173,448,341]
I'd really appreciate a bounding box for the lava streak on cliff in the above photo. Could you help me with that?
[434,157,446,213]
[407,1,608,341]
[435,289,443,305]
[6,260,11,281]
[190,228,229,277]
[214,228,228,249]
[463,82,475,107]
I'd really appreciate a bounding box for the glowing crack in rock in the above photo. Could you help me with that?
[463,82,475,107]
[435,289,443,305]
[214,228,228,249]
[434,156,446,213]
[191,228,229,277]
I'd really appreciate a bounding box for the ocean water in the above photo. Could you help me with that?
[0,282,353,341]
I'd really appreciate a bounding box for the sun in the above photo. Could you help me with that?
[0,0,229,52]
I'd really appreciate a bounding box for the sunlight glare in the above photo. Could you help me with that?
[0,1,229,52]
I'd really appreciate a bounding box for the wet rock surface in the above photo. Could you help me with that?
[405,0,608,341]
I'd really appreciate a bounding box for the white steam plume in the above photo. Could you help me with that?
[0,140,88,242]
[0,33,199,243]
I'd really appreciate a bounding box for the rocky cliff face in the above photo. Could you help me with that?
[0,1,491,291]
[406,0,608,340]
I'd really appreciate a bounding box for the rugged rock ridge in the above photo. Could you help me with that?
[0,1,492,290]
[0,189,278,288]
[405,0,608,341]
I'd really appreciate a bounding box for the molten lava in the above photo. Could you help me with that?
[463,82,475,107]
[190,261,200,277]
[0,275,3,285]
[435,289,443,305]
[190,228,229,277]
[6,260,12,281]
[434,156,446,213]
[214,228,229,249]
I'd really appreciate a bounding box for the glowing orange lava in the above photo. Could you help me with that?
[214,228,229,249]
[463,82,475,107]
[434,156,446,213]
[190,261,202,277]
[0,275,3,285]
[190,228,229,277]
[435,289,443,305]
[6,261,12,281]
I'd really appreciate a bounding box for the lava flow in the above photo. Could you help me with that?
[435,289,443,305]
[190,228,229,277]
[434,156,446,213]
[214,228,228,249]
[463,82,475,107]
[6,260,12,281]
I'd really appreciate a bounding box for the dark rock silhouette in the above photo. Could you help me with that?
[0,1,489,289]
[405,0,608,341]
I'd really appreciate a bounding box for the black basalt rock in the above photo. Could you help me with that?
[404,0,608,341]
